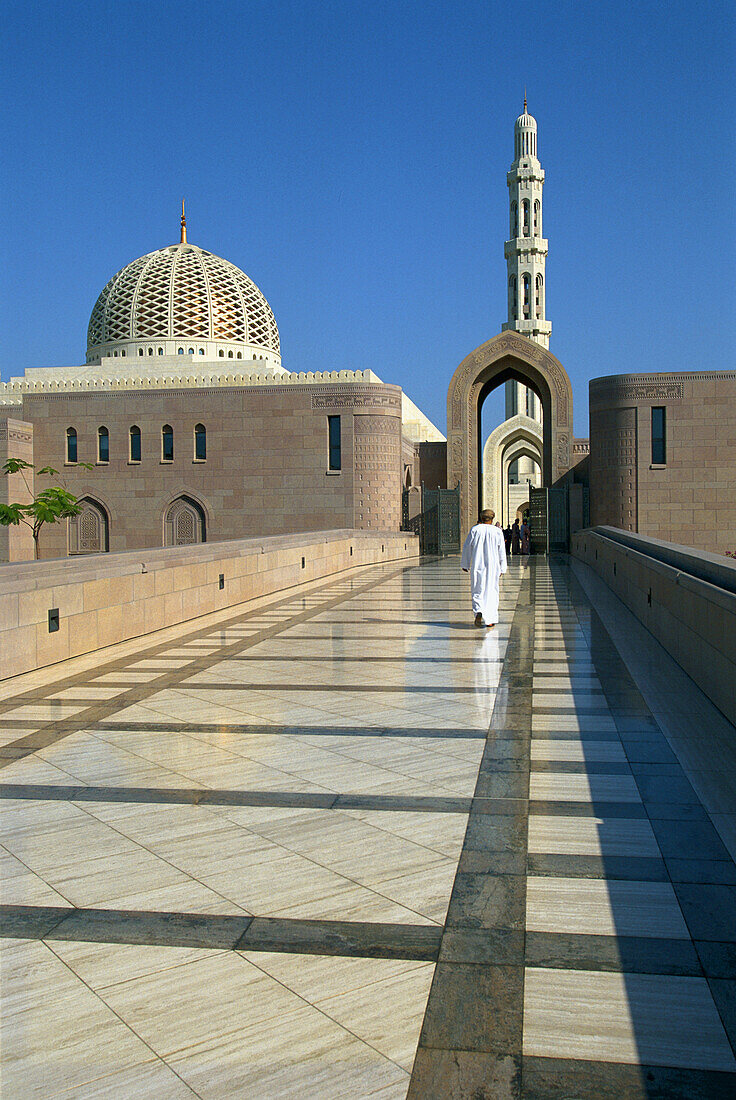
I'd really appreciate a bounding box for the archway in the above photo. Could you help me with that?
[68,497,110,554]
[501,442,541,527]
[447,332,574,536]
[164,495,207,546]
[482,413,543,522]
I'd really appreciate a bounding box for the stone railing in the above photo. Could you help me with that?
[571,527,736,726]
[0,530,419,680]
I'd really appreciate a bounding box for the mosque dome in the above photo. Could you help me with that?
[86,212,281,365]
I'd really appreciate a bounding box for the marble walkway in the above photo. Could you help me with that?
[1,555,735,1099]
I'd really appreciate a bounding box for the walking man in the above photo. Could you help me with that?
[461,509,508,628]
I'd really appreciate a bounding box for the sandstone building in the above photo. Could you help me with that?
[0,207,443,561]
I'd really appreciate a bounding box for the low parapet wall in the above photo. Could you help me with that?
[0,530,419,680]
[571,527,736,726]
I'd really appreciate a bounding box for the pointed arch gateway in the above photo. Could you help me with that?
[447,332,574,538]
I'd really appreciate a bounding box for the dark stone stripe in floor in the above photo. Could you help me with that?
[521,1056,736,1100]
[0,783,472,815]
[0,561,421,770]
[224,655,505,664]
[524,930,702,975]
[0,904,442,960]
[88,721,487,740]
[527,853,669,881]
[407,564,532,1100]
[114,682,498,694]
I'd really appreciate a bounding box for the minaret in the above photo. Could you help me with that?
[502,98,550,421]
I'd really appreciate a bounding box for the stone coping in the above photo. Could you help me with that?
[1,530,407,592]
[590,526,736,596]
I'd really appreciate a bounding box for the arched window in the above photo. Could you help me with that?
[194,423,206,461]
[66,427,77,463]
[97,426,109,463]
[121,350,126,357]
[198,348,205,355]
[177,348,184,355]
[162,424,174,462]
[522,199,530,236]
[188,348,194,355]
[138,348,144,357]
[535,274,543,318]
[511,201,518,237]
[68,497,110,555]
[533,200,540,235]
[148,347,154,356]
[129,425,141,463]
[236,352,242,359]
[158,347,164,355]
[219,349,224,357]
[522,274,531,319]
[228,350,234,358]
[164,495,206,546]
[509,276,517,319]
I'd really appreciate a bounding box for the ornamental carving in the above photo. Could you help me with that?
[556,432,570,471]
[0,427,33,443]
[353,414,399,434]
[590,382,684,404]
[311,392,401,411]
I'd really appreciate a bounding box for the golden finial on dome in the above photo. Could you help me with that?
[180,199,187,244]
[524,89,527,113]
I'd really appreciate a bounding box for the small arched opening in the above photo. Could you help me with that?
[163,495,206,547]
[68,497,110,555]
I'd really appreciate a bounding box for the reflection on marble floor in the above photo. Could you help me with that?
[0,559,518,1098]
[1,555,735,1099]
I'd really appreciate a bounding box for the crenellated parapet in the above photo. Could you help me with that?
[0,368,381,404]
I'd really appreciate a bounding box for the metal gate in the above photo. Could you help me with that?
[401,482,461,555]
[529,487,569,554]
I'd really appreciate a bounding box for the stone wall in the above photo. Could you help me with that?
[20,381,404,557]
[414,441,448,490]
[0,529,419,680]
[571,526,736,726]
[589,372,736,554]
[0,418,35,562]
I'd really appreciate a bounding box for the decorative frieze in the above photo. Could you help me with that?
[0,426,33,443]
[311,392,401,412]
[591,382,684,404]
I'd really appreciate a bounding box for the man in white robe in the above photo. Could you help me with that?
[461,509,508,627]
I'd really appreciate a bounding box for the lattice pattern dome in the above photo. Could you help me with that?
[87,243,280,361]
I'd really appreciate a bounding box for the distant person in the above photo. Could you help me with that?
[511,519,521,556]
[461,509,508,628]
[521,520,531,555]
[503,525,512,555]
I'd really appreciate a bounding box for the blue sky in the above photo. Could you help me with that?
[1,0,734,437]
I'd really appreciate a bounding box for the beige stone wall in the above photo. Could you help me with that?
[0,419,35,562]
[20,382,404,558]
[589,372,736,555]
[0,529,419,680]
[571,527,736,727]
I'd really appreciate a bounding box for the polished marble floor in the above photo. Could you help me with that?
[1,556,735,1098]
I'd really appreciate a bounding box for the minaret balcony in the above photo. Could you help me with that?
[504,237,548,258]
[502,319,552,339]
[507,165,545,186]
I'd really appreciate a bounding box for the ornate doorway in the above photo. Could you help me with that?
[447,332,574,537]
